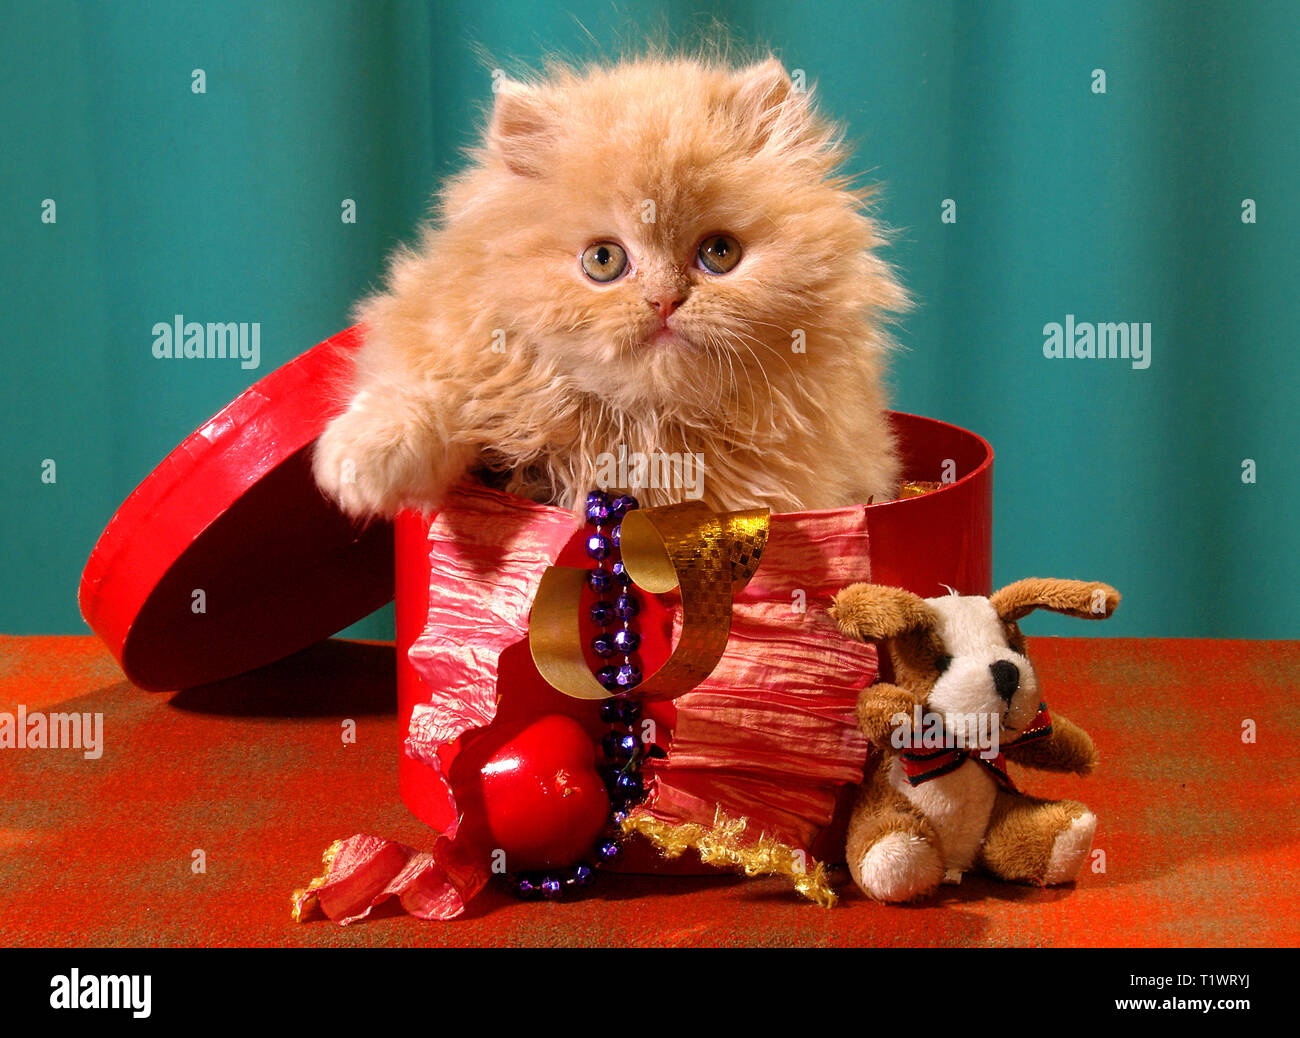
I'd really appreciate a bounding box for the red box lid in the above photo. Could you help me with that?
[78,327,394,691]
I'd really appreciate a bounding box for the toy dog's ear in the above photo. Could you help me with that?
[990,578,1120,622]
[831,583,933,642]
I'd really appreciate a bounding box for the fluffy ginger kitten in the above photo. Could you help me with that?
[314,55,907,518]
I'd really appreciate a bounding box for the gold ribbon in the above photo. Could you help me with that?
[289,838,345,923]
[529,501,769,702]
[622,807,838,908]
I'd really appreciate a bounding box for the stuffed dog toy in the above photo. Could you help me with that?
[829,578,1119,903]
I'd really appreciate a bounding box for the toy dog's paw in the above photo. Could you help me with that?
[313,393,438,518]
[1044,810,1097,885]
[855,831,944,903]
[1074,734,1100,775]
[857,682,921,747]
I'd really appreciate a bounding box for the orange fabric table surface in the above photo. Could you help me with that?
[1,635,1296,948]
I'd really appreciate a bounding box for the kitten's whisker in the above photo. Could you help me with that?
[700,340,729,413]
[715,325,796,421]
[700,330,745,444]
[731,328,801,387]
[728,339,776,442]
[710,315,804,386]
[707,328,769,442]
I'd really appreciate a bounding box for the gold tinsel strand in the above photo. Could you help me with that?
[623,806,838,908]
[289,838,345,923]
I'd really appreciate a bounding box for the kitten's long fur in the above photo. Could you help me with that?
[314,55,907,517]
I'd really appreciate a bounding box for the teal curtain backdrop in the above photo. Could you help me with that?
[2,0,1296,640]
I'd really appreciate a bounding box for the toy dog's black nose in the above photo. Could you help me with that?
[990,660,1020,701]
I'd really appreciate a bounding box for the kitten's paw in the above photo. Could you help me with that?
[312,392,440,518]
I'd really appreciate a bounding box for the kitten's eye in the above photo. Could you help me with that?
[935,654,953,674]
[581,241,629,283]
[697,234,741,274]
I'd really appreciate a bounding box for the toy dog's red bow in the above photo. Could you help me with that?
[899,702,1052,794]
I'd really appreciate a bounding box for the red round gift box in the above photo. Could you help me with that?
[392,413,992,868]
[80,326,993,869]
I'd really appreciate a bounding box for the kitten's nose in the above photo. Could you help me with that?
[646,291,685,321]
[990,660,1020,702]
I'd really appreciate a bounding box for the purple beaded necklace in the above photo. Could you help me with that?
[505,490,650,900]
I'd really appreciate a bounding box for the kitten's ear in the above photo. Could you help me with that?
[489,79,557,177]
[728,58,806,152]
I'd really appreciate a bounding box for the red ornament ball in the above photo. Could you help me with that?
[462,713,611,872]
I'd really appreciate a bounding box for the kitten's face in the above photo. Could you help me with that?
[442,58,901,415]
